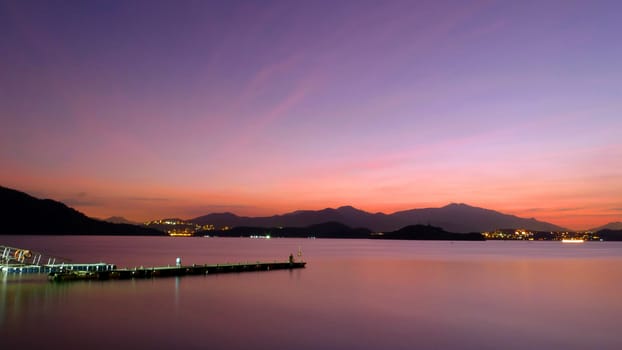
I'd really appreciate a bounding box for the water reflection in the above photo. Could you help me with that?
[174,276,181,310]
[1,238,621,349]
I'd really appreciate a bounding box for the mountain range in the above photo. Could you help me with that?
[4,184,617,235]
[191,204,567,233]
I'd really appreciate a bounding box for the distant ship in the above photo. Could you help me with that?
[561,239,585,243]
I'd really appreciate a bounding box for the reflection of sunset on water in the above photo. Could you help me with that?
[2,237,621,349]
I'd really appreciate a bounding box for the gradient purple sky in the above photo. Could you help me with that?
[1,0,620,229]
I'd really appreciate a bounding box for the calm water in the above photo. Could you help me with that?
[2,236,621,349]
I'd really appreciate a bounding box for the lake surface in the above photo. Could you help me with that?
[2,236,622,349]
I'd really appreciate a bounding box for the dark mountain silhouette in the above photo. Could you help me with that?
[371,224,484,241]
[191,203,565,233]
[192,206,386,230]
[596,229,622,241]
[591,222,622,231]
[0,186,163,235]
[203,221,483,240]
[389,203,566,232]
[208,221,372,238]
[193,212,247,227]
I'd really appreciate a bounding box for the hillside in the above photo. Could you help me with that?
[200,221,483,240]
[371,224,484,241]
[0,186,164,235]
[596,229,622,241]
[591,222,622,231]
[207,221,371,238]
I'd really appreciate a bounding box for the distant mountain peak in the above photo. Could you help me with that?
[442,203,481,209]
[337,205,364,212]
[590,221,622,231]
[445,202,468,207]
[104,216,137,225]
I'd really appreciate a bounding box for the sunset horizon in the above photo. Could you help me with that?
[2,182,617,231]
[2,1,620,232]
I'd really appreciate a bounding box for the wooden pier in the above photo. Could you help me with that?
[3,244,307,282]
[48,261,306,281]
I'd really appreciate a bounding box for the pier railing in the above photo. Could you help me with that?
[1,245,72,268]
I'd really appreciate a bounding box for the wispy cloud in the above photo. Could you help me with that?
[60,191,102,207]
[228,70,321,151]
[523,208,546,213]
[558,207,586,212]
[195,204,260,212]
[127,197,170,202]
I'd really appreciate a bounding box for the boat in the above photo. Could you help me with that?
[561,239,584,243]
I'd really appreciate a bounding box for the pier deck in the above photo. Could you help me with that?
[48,261,306,281]
[3,245,306,281]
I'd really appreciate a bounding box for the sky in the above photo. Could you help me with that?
[1,0,620,230]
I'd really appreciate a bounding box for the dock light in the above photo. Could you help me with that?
[176,257,181,266]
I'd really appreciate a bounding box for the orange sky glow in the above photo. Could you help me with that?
[1,1,621,231]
